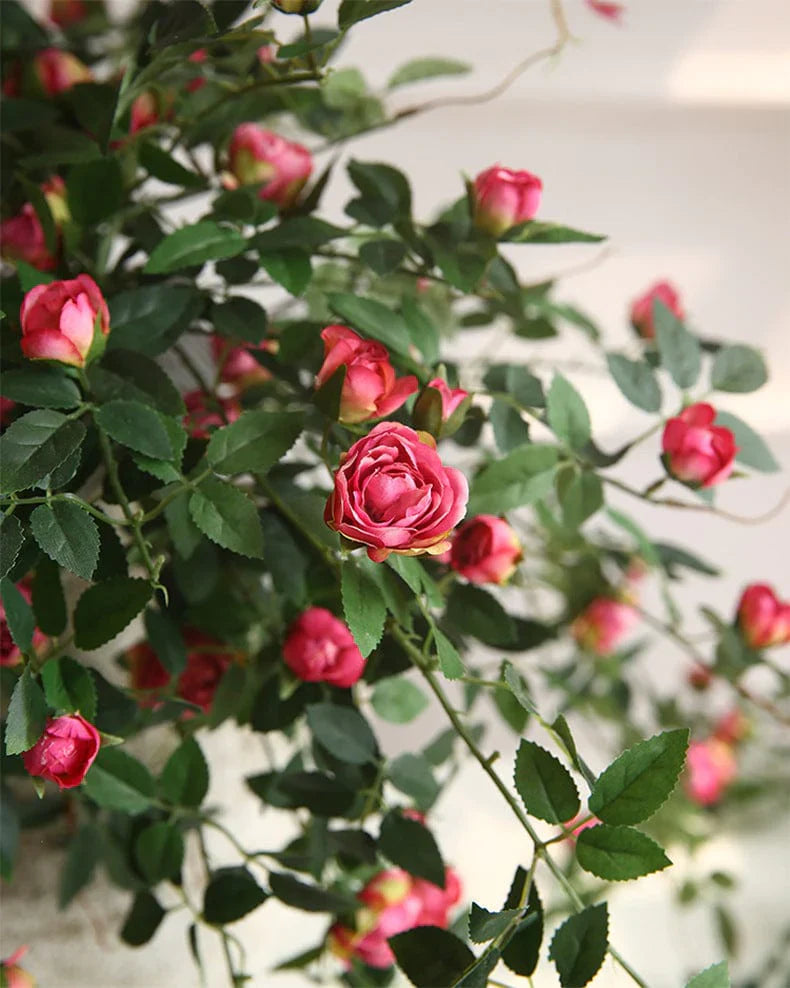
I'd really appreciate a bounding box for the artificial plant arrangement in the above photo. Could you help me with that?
[1,1,788,987]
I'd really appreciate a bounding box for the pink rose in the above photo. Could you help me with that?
[186,49,207,93]
[661,403,738,488]
[22,713,101,789]
[1,580,47,667]
[34,48,92,96]
[315,325,417,424]
[183,390,241,439]
[227,124,313,209]
[0,205,55,272]
[1,947,35,988]
[50,0,88,27]
[472,165,543,236]
[20,274,109,368]
[572,596,637,655]
[736,583,790,649]
[129,89,173,134]
[325,423,468,563]
[211,336,274,389]
[685,739,737,806]
[449,514,522,585]
[282,607,365,688]
[630,280,684,340]
[426,378,469,421]
[585,0,624,22]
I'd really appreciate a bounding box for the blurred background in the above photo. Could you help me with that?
[5,0,790,985]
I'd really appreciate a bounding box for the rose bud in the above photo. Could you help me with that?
[688,663,713,691]
[572,596,637,656]
[257,45,276,65]
[314,325,418,424]
[684,738,736,806]
[1,205,56,272]
[1,580,47,667]
[736,583,790,649]
[472,165,543,237]
[186,48,208,93]
[661,403,738,488]
[211,336,275,390]
[713,709,750,746]
[585,0,624,22]
[50,0,88,27]
[22,713,101,790]
[1,397,17,429]
[325,422,469,563]
[272,0,323,12]
[1,947,35,988]
[449,514,522,585]
[34,48,92,96]
[283,607,365,688]
[413,377,471,438]
[129,89,173,134]
[183,389,241,439]
[20,274,109,367]
[630,280,684,340]
[227,124,313,209]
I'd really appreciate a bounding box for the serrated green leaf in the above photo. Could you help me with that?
[83,748,155,814]
[606,353,662,413]
[4,667,47,755]
[307,703,377,765]
[144,221,246,274]
[30,501,99,581]
[95,400,175,460]
[504,221,606,244]
[445,584,516,648]
[73,577,152,651]
[0,410,86,495]
[653,300,701,389]
[502,884,543,977]
[160,736,209,808]
[549,903,609,988]
[338,0,412,29]
[203,867,267,924]
[576,824,671,880]
[433,626,465,679]
[514,739,579,824]
[378,810,444,887]
[468,444,559,515]
[0,366,81,410]
[469,903,523,943]
[207,410,302,476]
[561,471,604,529]
[107,284,198,355]
[685,961,730,988]
[189,477,264,558]
[388,926,474,988]
[371,676,428,723]
[41,657,96,720]
[341,560,386,658]
[90,350,185,417]
[388,753,439,810]
[327,293,412,358]
[259,249,312,296]
[710,345,767,394]
[31,557,67,635]
[0,577,35,654]
[0,515,25,579]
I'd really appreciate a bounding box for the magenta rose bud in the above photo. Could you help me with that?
[572,596,637,656]
[211,336,274,389]
[129,89,173,134]
[20,274,109,368]
[34,48,92,96]
[325,422,468,563]
[315,325,418,424]
[629,280,683,340]
[282,607,365,688]
[227,124,313,209]
[22,713,101,789]
[661,403,738,488]
[684,738,737,806]
[449,514,522,585]
[472,165,543,236]
[736,583,790,649]
[183,389,241,439]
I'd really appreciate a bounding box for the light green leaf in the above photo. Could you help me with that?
[606,353,662,413]
[433,626,465,680]
[653,300,701,389]
[713,411,779,473]
[685,961,730,988]
[711,345,767,393]
[468,444,559,515]
[388,753,439,810]
[371,677,428,723]
[547,374,591,450]
[388,56,471,89]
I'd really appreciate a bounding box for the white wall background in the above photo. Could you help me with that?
[4,1,790,986]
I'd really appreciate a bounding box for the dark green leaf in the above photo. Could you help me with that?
[258,512,308,605]
[135,822,184,884]
[259,249,312,296]
[189,477,264,558]
[0,787,19,881]
[327,293,412,358]
[388,56,471,89]
[655,542,720,578]
[144,221,246,275]
[83,748,156,814]
[492,667,529,735]
[588,729,689,825]
[276,772,357,817]
[388,753,439,810]
[401,298,440,363]
[433,627,465,680]
[203,867,267,924]
[549,903,609,988]
[490,400,527,453]
[41,657,96,720]
[206,663,246,729]
[73,577,152,650]
[360,238,407,275]
[121,891,165,946]
[91,351,185,417]
[445,584,516,648]
[378,810,444,886]
[4,667,47,755]
[685,961,730,988]
[388,926,474,988]
[269,871,356,913]
[67,82,120,153]
[371,677,428,723]
[0,577,35,655]
[28,557,64,636]
[67,158,124,225]
[0,516,25,580]
[561,471,604,529]
[606,354,662,413]
[347,160,412,224]
[0,366,81,410]
[211,296,267,343]
[502,884,543,977]
[30,501,99,581]
[0,410,86,494]
[713,411,779,473]
[95,400,175,460]
[514,739,579,824]
[94,525,128,582]
[139,142,203,187]
[207,410,302,476]
[307,703,377,765]
[711,345,767,393]
[547,374,591,451]
[107,285,197,354]
[653,300,701,389]
[59,822,101,908]
[254,217,344,252]
[469,903,523,943]
[576,824,671,880]
[164,493,202,560]
[160,737,209,808]
[504,221,606,244]
[341,561,387,658]
[468,444,559,515]
[144,609,186,676]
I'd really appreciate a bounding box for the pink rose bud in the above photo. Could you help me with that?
[228,124,313,209]
[0,205,56,272]
[661,403,738,488]
[684,738,737,806]
[22,713,101,789]
[688,663,713,691]
[282,607,365,688]
[211,336,274,389]
[49,0,88,27]
[427,378,469,421]
[325,422,469,563]
[572,596,637,655]
[186,48,208,92]
[413,378,471,438]
[34,48,92,96]
[257,45,276,65]
[1,947,36,988]
[472,165,543,236]
[713,709,750,746]
[736,583,790,649]
[585,0,624,22]
[315,325,418,424]
[128,631,235,714]
[449,514,522,585]
[1,580,47,667]
[20,274,109,368]
[630,280,684,340]
[183,389,241,439]
[129,89,173,134]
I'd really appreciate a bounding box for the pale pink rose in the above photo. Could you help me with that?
[1,946,36,988]
[20,275,109,367]
[282,607,365,688]
[662,403,738,488]
[22,714,101,789]
[228,124,312,209]
[315,325,417,424]
[325,423,469,563]
[49,0,88,27]
[572,596,637,655]
[449,515,522,585]
[211,336,274,389]
[1,580,47,667]
[585,0,624,22]
[630,280,684,340]
[182,390,241,439]
[472,165,543,236]
[685,738,737,806]
[736,583,790,649]
[34,48,92,96]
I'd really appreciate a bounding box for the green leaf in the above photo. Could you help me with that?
[502,884,543,977]
[547,374,591,451]
[189,477,264,558]
[468,444,559,515]
[95,400,176,460]
[388,56,471,89]
[254,217,344,252]
[73,577,152,651]
[655,542,720,578]
[359,238,407,275]
[59,822,101,909]
[378,810,444,887]
[207,410,302,476]
[4,667,47,755]
[433,626,465,680]
[469,903,523,943]
[504,221,606,244]
[445,584,516,648]
[561,471,604,529]
[549,903,609,988]
[503,662,537,717]
[90,350,185,417]
[338,0,412,30]
[710,345,767,393]
[107,284,197,354]
[307,703,377,765]
[121,891,165,946]
[0,577,36,655]
[388,926,474,988]
[490,400,528,453]
[0,366,81,410]
[160,737,209,808]
[41,657,96,720]
[327,293,412,358]
[588,729,689,825]
[341,560,387,658]
[203,867,268,924]
[269,871,356,913]
[67,157,124,226]
[135,822,184,884]
[139,142,203,187]
[259,512,308,605]
[713,411,780,473]
[606,354,662,413]
[83,748,156,814]
[0,515,25,579]
[401,298,440,363]
[388,753,439,810]
[347,159,412,225]
[653,300,701,389]
[144,609,186,676]
[211,296,267,343]
[0,410,86,494]
[686,961,730,988]
[30,501,99,581]
[67,82,120,154]
[576,824,671,881]
[514,740,579,824]
[371,676,428,723]
[273,772,356,817]
[259,249,312,296]
[144,221,246,275]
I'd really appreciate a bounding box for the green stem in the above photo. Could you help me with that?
[140,467,214,525]
[0,492,128,527]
